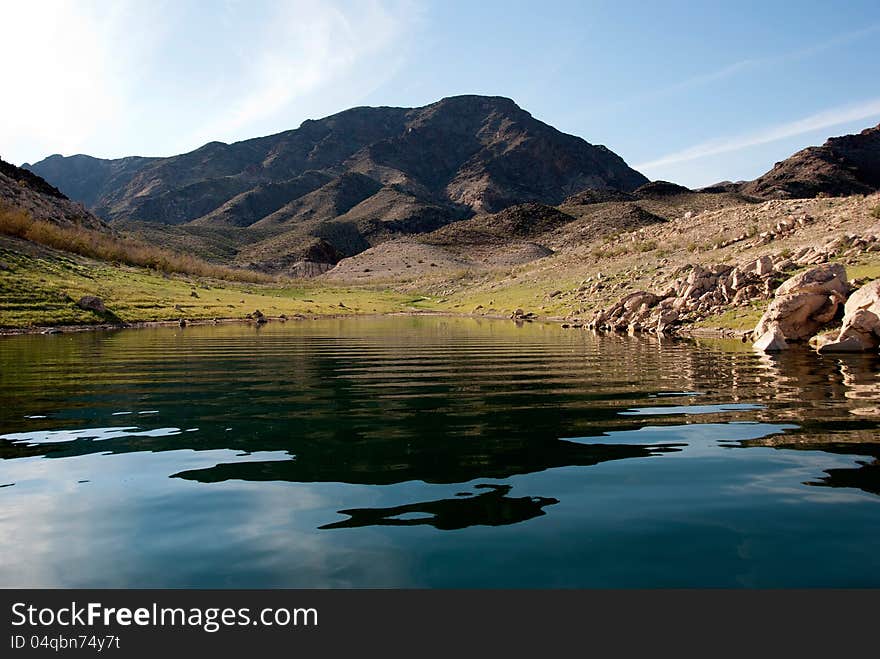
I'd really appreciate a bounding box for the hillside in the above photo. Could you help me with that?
[326,191,880,338]
[325,186,755,283]
[743,123,880,199]
[26,95,647,272]
[0,158,427,329]
[5,117,880,334]
[0,157,107,231]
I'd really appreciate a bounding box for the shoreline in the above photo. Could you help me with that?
[0,309,747,339]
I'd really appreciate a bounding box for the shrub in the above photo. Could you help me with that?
[871,204,880,219]
[0,204,274,283]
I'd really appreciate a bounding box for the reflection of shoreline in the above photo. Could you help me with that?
[320,484,558,531]
[807,458,880,496]
[3,320,880,504]
[169,437,683,486]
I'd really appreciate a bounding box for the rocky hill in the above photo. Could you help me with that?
[743,123,880,199]
[25,95,647,271]
[0,157,106,231]
[325,186,753,283]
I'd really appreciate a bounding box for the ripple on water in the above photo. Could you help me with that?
[619,403,766,416]
[0,318,879,588]
[0,426,183,445]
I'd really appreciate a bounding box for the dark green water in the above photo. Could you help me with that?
[1,316,879,587]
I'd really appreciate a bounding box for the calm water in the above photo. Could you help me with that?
[1,316,879,588]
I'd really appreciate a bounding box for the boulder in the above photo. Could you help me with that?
[76,296,106,313]
[754,291,843,343]
[816,334,872,353]
[752,264,849,350]
[756,255,774,276]
[753,325,789,352]
[655,309,679,334]
[622,291,658,312]
[843,279,880,316]
[816,280,880,352]
[775,262,849,297]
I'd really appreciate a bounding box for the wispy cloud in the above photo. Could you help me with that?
[595,22,880,115]
[0,0,421,164]
[190,0,421,145]
[635,98,880,170]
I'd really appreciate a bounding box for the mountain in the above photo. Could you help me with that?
[743,123,880,199]
[25,95,648,271]
[0,157,106,231]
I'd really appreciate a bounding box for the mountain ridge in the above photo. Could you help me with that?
[24,95,648,271]
[742,123,880,198]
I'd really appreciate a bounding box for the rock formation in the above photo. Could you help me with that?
[815,280,880,352]
[751,264,849,351]
[587,256,791,335]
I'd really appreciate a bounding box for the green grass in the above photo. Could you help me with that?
[848,259,880,281]
[691,304,766,331]
[0,203,271,283]
[0,241,434,328]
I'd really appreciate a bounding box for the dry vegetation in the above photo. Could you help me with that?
[325,192,880,325]
[0,203,273,284]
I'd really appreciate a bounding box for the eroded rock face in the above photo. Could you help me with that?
[752,264,848,351]
[816,280,880,352]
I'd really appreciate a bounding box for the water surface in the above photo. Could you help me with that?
[1,317,879,587]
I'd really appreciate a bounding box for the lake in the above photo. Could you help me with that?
[1,316,879,587]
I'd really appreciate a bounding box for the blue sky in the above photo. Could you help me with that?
[2,0,879,187]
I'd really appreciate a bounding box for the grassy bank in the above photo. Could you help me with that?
[0,203,271,283]
[0,236,437,329]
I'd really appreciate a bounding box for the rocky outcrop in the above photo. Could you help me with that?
[743,123,880,199]
[587,255,792,334]
[0,158,65,199]
[288,261,334,278]
[751,263,848,351]
[815,280,880,352]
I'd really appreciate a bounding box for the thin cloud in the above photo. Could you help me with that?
[635,98,880,170]
[192,1,419,145]
[1,0,420,164]
[595,22,880,115]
